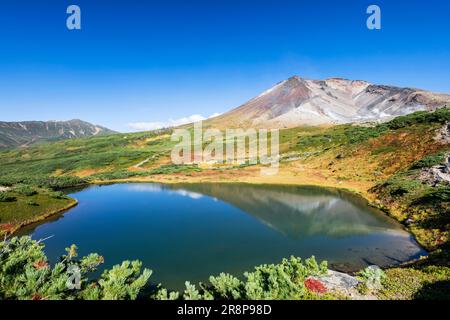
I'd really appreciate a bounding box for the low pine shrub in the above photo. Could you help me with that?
[26,200,39,206]
[0,237,151,300]
[1,237,330,301]
[0,192,16,202]
[49,191,67,199]
[411,151,448,170]
[14,184,38,196]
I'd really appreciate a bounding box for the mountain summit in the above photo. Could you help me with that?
[207,76,450,128]
[0,119,116,148]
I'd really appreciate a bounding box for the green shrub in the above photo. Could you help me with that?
[357,266,386,290]
[33,176,88,190]
[386,108,450,130]
[0,237,151,300]
[88,165,202,181]
[79,261,152,300]
[0,176,87,190]
[243,256,327,300]
[14,185,38,196]
[150,164,201,175]
[411,152,448,169]
[88,170,147,181]
[417,186,450,203]
[296,108,450,150]
[0,177,18,187]
[344,125,389,144]
[154,256,329,300]
[26,200,39,206]
[152,286,180,300]
[207,273,244,299]
[379,266,450,300]
[1,237,331,301]
[49,191,67,199]
[0,192,16,202]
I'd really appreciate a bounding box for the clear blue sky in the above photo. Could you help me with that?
[0,0,449,132]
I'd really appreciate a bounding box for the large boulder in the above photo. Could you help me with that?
[318,270,377,300]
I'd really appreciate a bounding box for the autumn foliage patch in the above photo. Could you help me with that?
[304,278,327,294]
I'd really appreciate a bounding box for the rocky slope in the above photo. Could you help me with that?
[207,76,450,128]
[0,119,116,148]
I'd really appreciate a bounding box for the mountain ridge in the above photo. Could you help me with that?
[0,119,116,148]
[206,76,450,128]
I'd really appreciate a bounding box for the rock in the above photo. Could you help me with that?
[318,270,363,298]
[419,152,450,186]
[317,269,381,300]
[319,270,360,290]
[435,122,450,144]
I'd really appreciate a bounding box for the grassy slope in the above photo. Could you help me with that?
[0,109,449,299]
[0,129,174,179]
[0,187,76,235]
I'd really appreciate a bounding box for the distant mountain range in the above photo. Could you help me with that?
[0,119,116,148]
[207,76,450,128]
[2,76,449,149]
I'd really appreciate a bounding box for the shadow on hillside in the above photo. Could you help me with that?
[414,280,450,300]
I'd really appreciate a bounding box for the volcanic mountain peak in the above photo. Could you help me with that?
[207,76,450,128]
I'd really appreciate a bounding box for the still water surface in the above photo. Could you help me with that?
[23,183,426,290]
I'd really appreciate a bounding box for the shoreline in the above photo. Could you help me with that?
[5,199,78,237]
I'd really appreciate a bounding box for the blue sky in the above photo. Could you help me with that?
[0,0,449,132]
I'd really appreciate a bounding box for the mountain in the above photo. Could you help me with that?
[207,76,450,128]
[0,119,116,148]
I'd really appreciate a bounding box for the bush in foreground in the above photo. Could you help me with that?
[155,256,329,300]
[0,236,329,300]
[0,237,151,300]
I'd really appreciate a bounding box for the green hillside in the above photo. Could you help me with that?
[0,119,116,149]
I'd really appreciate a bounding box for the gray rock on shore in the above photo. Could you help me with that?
[318,270,378,300]
[419,151,450,186]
